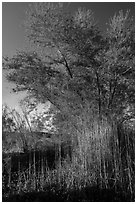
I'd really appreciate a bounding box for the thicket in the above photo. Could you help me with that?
[3,3,134,201]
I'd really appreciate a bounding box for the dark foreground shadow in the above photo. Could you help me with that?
[3,186,134,202]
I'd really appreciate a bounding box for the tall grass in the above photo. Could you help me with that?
[2,104,135,201]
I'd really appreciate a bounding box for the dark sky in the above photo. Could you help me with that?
[2,2,135,111]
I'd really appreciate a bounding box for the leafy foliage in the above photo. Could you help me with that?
[3,4,134,120]
[103,10,135,115]
[2,105,17,132]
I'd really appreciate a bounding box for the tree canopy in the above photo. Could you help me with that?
[3,3,135,127]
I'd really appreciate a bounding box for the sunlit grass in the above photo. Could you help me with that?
[2,105,135,201]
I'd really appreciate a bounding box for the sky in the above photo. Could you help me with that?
[2,2,135,112]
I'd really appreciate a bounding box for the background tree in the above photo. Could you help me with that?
[103,10,134,118]
[2,105,29,152]
[2,104,17,132]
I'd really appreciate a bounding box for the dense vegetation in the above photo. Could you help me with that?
[3,3,134,201]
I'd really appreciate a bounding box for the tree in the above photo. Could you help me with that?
[4,3,105,114]
[3,3,134,153]
[103,10,135,118]
[3,3,134,141]
[4,4,134,120]
[3,3,108,161]
[2,105,29,152]
[2,105,17,132]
